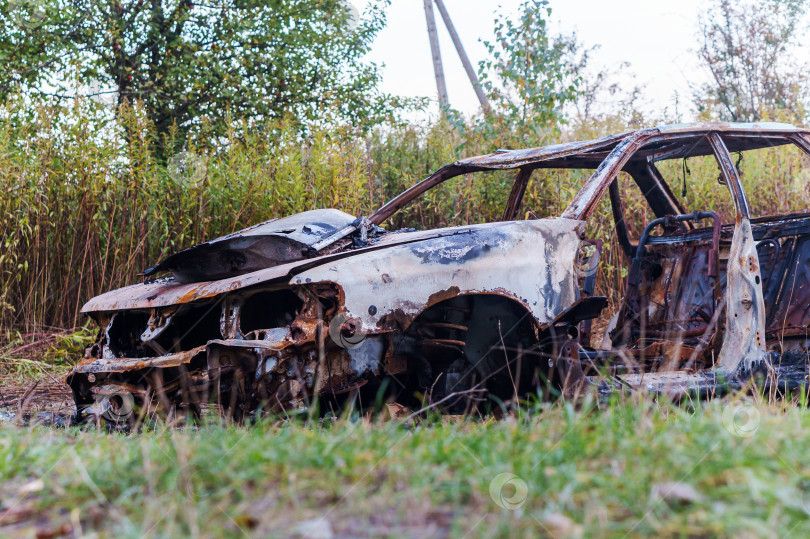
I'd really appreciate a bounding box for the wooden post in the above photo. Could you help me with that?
[423,0,449,107]
[433,0,491,112]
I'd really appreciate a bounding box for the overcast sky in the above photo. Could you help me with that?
[351,0,749,120]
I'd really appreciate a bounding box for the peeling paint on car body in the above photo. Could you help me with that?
[293,218,583,333]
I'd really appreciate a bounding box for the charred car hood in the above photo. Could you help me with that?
[82,217,585,314]
[142,208,357,283]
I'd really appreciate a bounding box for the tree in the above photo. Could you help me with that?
[694,0,809,122]
[0,0,393,152]
[476,0,582,142]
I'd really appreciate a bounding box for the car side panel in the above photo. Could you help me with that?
[292,218,585,333]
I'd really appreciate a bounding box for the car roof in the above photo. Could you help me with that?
[655,121,803,133]
[455,122,810,171]
[368,122,810,226]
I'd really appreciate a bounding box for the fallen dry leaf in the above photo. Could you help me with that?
[541,513,583,538]
[650,482,705,505]
[0,502,35,525]
[293,517,334,539]
[18,479,44,496]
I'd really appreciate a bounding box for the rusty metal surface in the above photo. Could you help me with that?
[142,209,357,283]
[70,346,207,374]
[455,132,631,169]
[715,217,769,373]
[83,223,522,313]
[656,121,802,133]
[561,131,651,220]
[707,133,768,373]
[370,122,810,227]
[293,218,584,334]
[82,260,302,313]
[86,217,586,314]
[502,167,533,221]
[203,209,357,246]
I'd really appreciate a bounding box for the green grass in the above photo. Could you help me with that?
[0,398,809,537]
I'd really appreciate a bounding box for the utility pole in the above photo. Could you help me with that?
[433,0,491,112]
[423,0,449,107]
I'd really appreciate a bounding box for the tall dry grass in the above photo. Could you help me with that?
[0,100,377,330]
[1,98,809,332]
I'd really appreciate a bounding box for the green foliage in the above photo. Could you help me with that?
[0,0,397,152]
[41,324,96,367]
[694,0,810,122]
[0,325,94,380]
[2,400,810,535]
[476,0,583,145]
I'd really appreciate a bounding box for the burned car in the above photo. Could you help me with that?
[67,122,810,423]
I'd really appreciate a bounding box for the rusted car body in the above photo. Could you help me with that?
[67,122,810,422]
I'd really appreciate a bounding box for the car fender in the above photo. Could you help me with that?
[292,218,585,334]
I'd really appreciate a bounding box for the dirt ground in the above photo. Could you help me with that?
[0,378,74,415]
[0,331,81,420]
